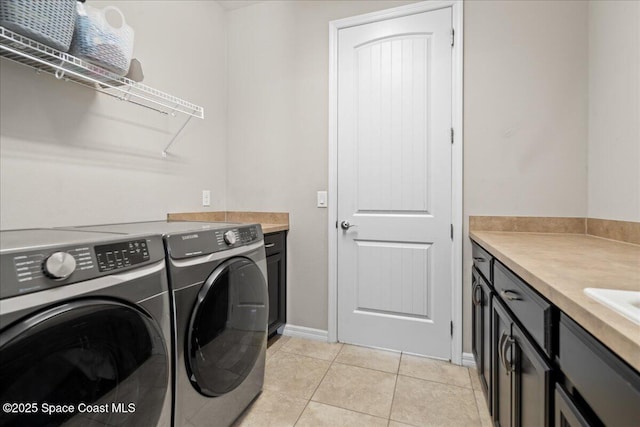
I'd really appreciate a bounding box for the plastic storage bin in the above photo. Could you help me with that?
[70,4,134,76]
[0,0,77,52]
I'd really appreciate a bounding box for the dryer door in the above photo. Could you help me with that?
[0,300,169,427]
[187,257,268,397]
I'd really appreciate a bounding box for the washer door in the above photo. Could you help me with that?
[0,300,168,427]
[187,257,267,397]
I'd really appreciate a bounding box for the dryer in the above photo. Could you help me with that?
[0,229,172,427]
[65,221,268,427]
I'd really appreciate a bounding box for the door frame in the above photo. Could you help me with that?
[327,0,464,364]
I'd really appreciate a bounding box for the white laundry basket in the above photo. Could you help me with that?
[0,0,77,51]
[70,3,134,76]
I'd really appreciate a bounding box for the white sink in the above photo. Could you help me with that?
[584,288,640,325]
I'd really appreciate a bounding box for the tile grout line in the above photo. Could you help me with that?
[387,353,425,427]
[331,360,401,376]
[388,353,402,424]
[305,400,392,424]
[389,373,400,423]
[473,389,486,426]
[293,346,339,426]
[278,339,344,363]
[292,399,312,426]
[395,372,474,391]
[468,368,485,424]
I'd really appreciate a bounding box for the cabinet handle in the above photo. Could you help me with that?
[504,336,516,375]
[499,331,516,375]
[498,331,507,370]
[264,243,275,249]
[472,283,482,306]
[473,257,487,263]
[500,290,521,301]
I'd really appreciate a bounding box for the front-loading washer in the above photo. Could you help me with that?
[64,221,268,427]
[0,228,172,427]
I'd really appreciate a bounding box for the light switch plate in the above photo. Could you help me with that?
[317,191,328,208]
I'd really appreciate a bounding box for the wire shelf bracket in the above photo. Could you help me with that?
[0,26,205,156]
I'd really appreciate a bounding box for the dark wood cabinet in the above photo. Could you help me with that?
[554,384,591,427]
[492,296,513,427]
[471,237,640,427]
[492,297,552,427]
[471,267,492,411]
[558,313,640,426]
[264,231,287,336]
[493,261,553,358]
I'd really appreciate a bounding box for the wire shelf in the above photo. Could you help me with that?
[0,26,204,119]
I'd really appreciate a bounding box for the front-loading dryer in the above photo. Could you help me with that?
[64,221,268,427]
[0,229,172,427]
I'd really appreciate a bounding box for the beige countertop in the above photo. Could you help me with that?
[470,231,640,372]
[166,211,289,234]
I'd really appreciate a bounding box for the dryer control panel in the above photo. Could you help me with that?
[167,224,263,259]
[215,227,259,247]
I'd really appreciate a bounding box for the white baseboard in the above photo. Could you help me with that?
[281,324,328,342]
[280,326,476,368]
[462,352,477,368]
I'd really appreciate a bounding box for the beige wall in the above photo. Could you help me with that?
[463,1,588,350]
[2,0,610,357]
[587,1,640,222]
[226,1,416,331]
[0,1,228,229]
[226,0,590,353]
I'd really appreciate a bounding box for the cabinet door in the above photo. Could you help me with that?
[472,268,492,412]
[555,384,592,427]
[265,231,287,336]
[559,313,640,426]
[492,297,513,427]
[511,321,552,427]
[471,268,482,370]
[480,273,492,409]
[266,252,280,327]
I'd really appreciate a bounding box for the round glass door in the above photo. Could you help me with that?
[187,257,268,397]
[0,300,169,427]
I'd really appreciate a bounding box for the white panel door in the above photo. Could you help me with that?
[337,7,453,358]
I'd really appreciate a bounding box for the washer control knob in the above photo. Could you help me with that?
[43,252,76,280]
[223,230,237,246]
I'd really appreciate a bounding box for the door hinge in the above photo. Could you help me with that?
[450,321,454,336]
[451,128,454,144]
[450,224,454,240]
[451,28,455,47]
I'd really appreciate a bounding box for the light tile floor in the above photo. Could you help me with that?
[233,336,492,427]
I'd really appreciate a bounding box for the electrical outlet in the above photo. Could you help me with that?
[202,190,211,207]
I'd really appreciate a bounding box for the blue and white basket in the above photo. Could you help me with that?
[70,4,134,76]
[0,0,77,52]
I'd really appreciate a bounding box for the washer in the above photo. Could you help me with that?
[66,221,268,427]
[0,229,172,427]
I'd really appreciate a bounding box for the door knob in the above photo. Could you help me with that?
[340,221,357,230]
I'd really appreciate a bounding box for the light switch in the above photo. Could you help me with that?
[202,190,211,207]
[317,191,328,208]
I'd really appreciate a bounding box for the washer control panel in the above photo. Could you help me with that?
[95,239,150,272]
[1,236,164,299]
[13,246,94,284]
